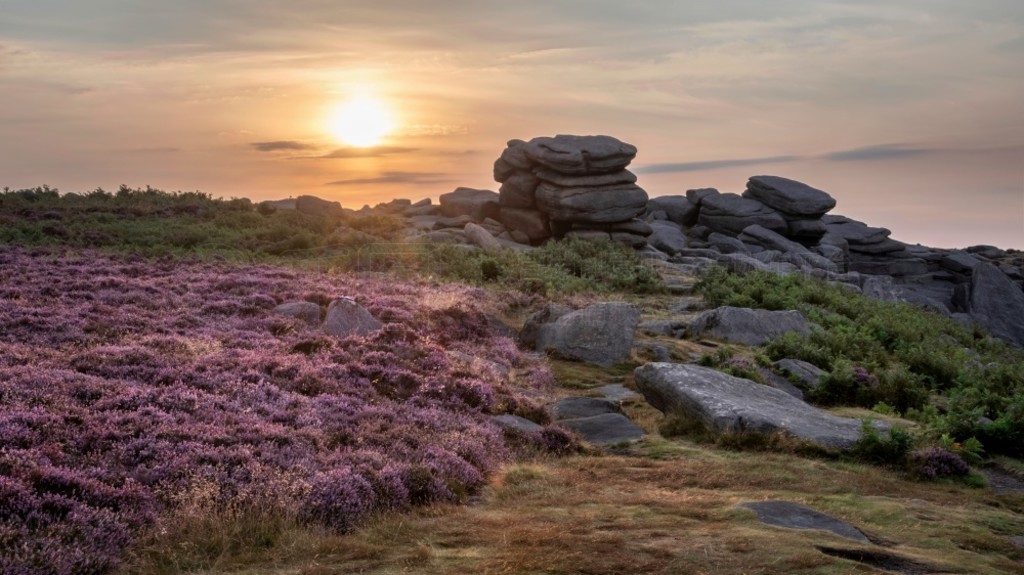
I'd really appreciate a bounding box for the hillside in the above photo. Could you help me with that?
[1,185,1023,574]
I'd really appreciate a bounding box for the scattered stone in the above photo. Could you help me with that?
[322,297,382,338]
[774,359,825,390]
[550,397,621,420]
[634,363,885,449]
[273,301,321,326]
[464,223,503,252]
[647,195,699,226]
[534,302,641,367]
[739,501,870,543]
[647,221,689,255]
[685,188,720,206]
[687,306,811,346]
[593,384,642,402]
[439,187,500,221]
[557,413,645,445]
[490,414,544,433]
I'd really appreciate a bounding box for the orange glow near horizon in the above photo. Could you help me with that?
[326,93,396,147]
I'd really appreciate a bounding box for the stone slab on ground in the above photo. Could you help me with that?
[634,363,885,450]
[740,500,870,543]
[592,384,643,402]
[550,397,621,420]
[557,413,645,445]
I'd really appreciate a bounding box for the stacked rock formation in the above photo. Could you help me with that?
[493,135,651,246]
[695,176,835,245]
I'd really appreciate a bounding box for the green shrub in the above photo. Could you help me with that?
[852,421,914,466]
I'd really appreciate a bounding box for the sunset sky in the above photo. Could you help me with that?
[1,1,1022,248]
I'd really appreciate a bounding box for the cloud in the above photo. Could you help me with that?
[821,144,933,162]
[250,140,316,152]
[635,155,800,174]
[324,171,454,186]
[317,146,418,159]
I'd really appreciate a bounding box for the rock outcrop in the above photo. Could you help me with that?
[493,135,649,246]
[634,363,885,449]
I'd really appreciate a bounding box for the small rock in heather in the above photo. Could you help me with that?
[273,301,321,326]
[550,397,621,420]
[491,414,544,433]
[323,297,382,338]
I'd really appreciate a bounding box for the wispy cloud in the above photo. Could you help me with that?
[317,146,419,159]
[324,171,454,186]
[250,141,316,152]
[821,143,933,162]
[635,155,800,174]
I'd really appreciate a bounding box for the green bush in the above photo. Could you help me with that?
[852,421,915,467]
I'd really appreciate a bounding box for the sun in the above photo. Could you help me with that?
[327,94,395,147]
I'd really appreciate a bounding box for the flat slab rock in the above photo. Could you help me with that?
[592,384,642,402]
[550,397,621,420]
[634,363,885,450]
[688,306,811,346]
[490,414,544,433]
[740,501,870,543]
[557,413,645,445]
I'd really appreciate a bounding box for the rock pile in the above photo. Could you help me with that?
[493,135,651,246]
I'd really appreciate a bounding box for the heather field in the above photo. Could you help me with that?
[0,246,566,574]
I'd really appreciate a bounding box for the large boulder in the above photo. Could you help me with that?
[647,195,699,226]
[634,363,882,449]
[647,220,689,255]
[698,193,788,236]
[522,135,637,175]
[439,187,500,221]
[323,297,382,338]
[295,195,343,216]
[968,263,1024,347]
[822,215,891,246]
[744,176,836,217]
[499,207,551,243]
[688,306,811,346]
[464,223,503,252]
[535,182,649,224]
[273,301,321,326]
[534,302,641,367]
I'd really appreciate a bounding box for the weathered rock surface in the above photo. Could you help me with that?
[774,359,825,390]
[535,182,649,224]
[634,363,882,449]
[739,501,871,543]
[498,171,539,208]
[523,135,637,175]
[464,222,503,252]
[534,302,641,367]
[968,263,1024,347]
[687,306,811,346]
[699,193,788,236]
[519,303,572,349]
[535,167,637,188]
[323,297,382,338]
[550,397,621,420]
[744,176,836,217]
[647,221,689,255]
[490,414,544,433]
[648,195,699,226]
[273,301,321,326]
[557,413,645,445]
[439,187,500,221]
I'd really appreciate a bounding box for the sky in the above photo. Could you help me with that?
[1,0,1022,248]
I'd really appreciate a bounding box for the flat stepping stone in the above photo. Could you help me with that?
[490,414,543,433]
[558,413,645,445]
[550,397,620,420]
[592,384,642,402]
[740,501,870,543]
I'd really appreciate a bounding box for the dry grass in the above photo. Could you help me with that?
[122,445,1024,575]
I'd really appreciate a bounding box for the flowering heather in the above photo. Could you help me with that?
[0,247,558,574]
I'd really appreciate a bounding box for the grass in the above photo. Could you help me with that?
[5,185,1024,574]
[118,451,1024,574]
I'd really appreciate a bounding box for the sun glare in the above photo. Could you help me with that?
[327,94,395,147]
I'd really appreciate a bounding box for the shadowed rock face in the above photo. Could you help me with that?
[687,306,811,346]
[969,263,1024,348]
[535,182,649,224]
[533,302,641,367]
[634,363,886,449]
[698,193,788,236]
